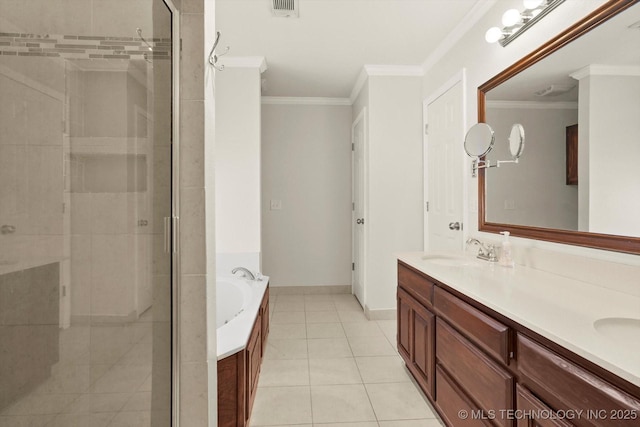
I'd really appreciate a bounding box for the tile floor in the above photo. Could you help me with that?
[0,310,159,427]
[249,292,443,427]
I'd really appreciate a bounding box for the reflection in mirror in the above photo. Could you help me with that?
[464,123,495,157]
[509,124,525,159]
[480,0,640,253]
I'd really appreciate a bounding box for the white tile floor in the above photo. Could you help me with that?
[0,310,157,427]
[249,292,444,427]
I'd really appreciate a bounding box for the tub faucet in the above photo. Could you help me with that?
[232,267,255,280]
[466,238,498,262]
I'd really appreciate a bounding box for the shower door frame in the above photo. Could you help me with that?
[162,0,181,426]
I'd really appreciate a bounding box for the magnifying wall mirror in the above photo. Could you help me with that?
[508,124,525,159]
[464,123,495,157]
[464,123,525,177]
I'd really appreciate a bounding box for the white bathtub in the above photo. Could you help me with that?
[216,275,269,360]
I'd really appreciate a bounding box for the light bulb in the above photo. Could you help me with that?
[485,27,504,44]
[523,0,544,10]
[502,9,522,27]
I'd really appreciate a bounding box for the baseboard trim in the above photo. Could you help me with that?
[364,307,397,321]
[270,285,351,295]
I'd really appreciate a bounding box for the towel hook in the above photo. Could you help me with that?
[209,31,229,71]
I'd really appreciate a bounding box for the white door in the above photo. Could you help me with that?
[425,80,464,251]
[352,109,366,307]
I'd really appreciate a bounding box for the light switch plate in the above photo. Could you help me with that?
[270,199,282,210]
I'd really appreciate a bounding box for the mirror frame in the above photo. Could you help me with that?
[478,0,640,255]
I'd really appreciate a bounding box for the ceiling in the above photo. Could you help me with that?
[216,0,483,98]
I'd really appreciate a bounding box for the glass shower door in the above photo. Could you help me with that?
[0,1,174,425]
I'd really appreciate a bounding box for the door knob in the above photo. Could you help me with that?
[356,218,364,225]
[448,222,461,230]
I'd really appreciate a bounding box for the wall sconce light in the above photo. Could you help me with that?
[485,0,566,47]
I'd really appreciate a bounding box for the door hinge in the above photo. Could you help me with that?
[424,124,429,135]
[352,262,355,271]
[425,201,429,212]
[352,202,355,211]
[351,143,355,151]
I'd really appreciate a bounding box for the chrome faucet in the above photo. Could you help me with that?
[466,238,498,262]
[232,267,255,280]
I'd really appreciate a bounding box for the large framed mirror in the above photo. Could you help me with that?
[478,0,640,254]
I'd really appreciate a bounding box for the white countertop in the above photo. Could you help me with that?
[398,251,640,388]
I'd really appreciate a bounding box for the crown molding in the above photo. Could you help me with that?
[349,64,424,104]
[363,64,424,77]
[219,56,268,73]
[261,96,351,106]
[422,0,498,73]
[570,64,640,80]
[486,100,578,109]
[349,67,369,104]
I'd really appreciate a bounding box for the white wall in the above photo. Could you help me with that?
[422,0,640,297]
[353,74,424,312]
[214,66,262,273]
[485,105,578,230]
[575,73,640,237]
[261,103,353,287]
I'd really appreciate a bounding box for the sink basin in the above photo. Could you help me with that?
[593,317,640,345]
[421,254,481,267]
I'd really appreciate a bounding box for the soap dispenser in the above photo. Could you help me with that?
[499,231,514,268]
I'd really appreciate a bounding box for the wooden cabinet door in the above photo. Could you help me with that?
[566,124,578,185]
[260,287,269,358]
[397,289,413,361]
[246,314,262,420]
[413,302,435,397]
[398,287,436,399]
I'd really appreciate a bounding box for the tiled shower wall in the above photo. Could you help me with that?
[178,0,213,424]
[0,31,171,60]
[1,0,212,425]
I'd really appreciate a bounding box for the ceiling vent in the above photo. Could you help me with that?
[534,84,575,97]
[271,0,299,18]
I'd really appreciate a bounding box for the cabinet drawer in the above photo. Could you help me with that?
[437,319,514,427]
[434,286,510,364]
[436,364,493,427]
[516,384,572,427]
[517,334,640,427]
[398,263,434,308]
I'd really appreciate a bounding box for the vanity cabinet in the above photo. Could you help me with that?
[218,286,270,427]
[397,261,640,427]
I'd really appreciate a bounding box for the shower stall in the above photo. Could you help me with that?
[0,0,179,425]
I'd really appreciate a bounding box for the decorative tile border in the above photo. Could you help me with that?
[0,32,171,60]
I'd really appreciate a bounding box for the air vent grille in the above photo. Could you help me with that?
[272,0,298,17]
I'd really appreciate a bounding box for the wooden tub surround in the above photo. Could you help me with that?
[218,286,269,427]
[397,259,640,427]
